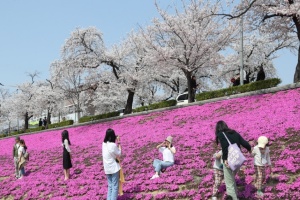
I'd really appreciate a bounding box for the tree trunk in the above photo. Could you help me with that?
[8,121,11,135]
[47,111,51,128]
[184,71,193,103]
[292,13,300,82]
[24,117,28,130]
[124,90,135,114]
[294,44,300,83]
[24,112,33,130]
[76,105,81,123]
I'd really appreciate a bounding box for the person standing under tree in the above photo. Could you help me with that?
[191,76,198,102]
[43,117,47,127]
[256,66,266,81]
[38,118,43,127]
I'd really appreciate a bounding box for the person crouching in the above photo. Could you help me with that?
[150,136,176,180]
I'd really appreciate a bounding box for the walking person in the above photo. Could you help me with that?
[150,136,176,180]
[18,139,27,179]
[212,150,223,200]
[62,130,72,181]
[102,128,121,200]
[252,136,272,197]
[13,136,21,178]
[215,121,251,200]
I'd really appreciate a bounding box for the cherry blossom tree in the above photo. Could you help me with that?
[50,60,94,122]
[61,27,165,114]
[0,88,15,133]
[220,0,300,82]
[61,27,127,113]
[140,0,235,103]
[9,71,40,130]
[221,33,294,85]
[30,80,65,126]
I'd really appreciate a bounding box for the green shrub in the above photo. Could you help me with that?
[196,78,281,101]
[133,105,149,113]
[48,120,74,129]
[10,131,21,136]
[25,126,45,133]
[133,100,177,112]
[79,111,119,123]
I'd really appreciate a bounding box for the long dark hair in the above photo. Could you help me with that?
[20,139,27,150]
[215,120,231,145]
[104,128,116,143]
[62,130,71,145]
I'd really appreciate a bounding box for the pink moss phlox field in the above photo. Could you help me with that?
[1,88,300,199]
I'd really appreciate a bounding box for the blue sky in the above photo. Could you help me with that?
[0,0,297,90]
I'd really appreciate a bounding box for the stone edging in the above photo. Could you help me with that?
[2,82,300,140]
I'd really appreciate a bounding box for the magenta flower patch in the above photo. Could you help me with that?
[0,88,300,199]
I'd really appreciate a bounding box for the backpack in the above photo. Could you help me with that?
[222,132,246,171]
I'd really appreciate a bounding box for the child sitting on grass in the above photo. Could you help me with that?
[252,136,272,197]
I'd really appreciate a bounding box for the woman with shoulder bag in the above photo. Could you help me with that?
[215,121,251,200]
[102,128,121,200]
[17,139,27,179]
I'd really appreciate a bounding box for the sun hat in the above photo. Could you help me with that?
[165,136,173,144]
[257,136,268,148]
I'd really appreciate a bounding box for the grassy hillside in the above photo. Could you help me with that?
[0,88,300,200]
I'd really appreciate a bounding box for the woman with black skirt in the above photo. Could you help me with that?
[62,130,72,180]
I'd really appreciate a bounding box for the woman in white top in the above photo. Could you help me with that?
[102,128,121,200]
[150,136,176,180]
[62,130,72,181]
[18,139,27,179]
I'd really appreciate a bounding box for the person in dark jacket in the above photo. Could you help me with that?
[215,120,251,200]
[43,117,47,127]
[38,118,43,127]
[191,76,198,102]
[256,66,265,81]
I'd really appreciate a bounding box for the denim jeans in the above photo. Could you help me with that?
[106,170,120,200]
[19,167,25,177]
[153,159,174,175]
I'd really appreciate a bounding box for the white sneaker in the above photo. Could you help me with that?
[150,174,159,180]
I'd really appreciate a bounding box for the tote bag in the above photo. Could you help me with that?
[222,132,246,171]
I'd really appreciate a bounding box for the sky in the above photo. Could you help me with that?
[0,0,297,91]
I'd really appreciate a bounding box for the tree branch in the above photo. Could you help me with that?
[212,0,257,19]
